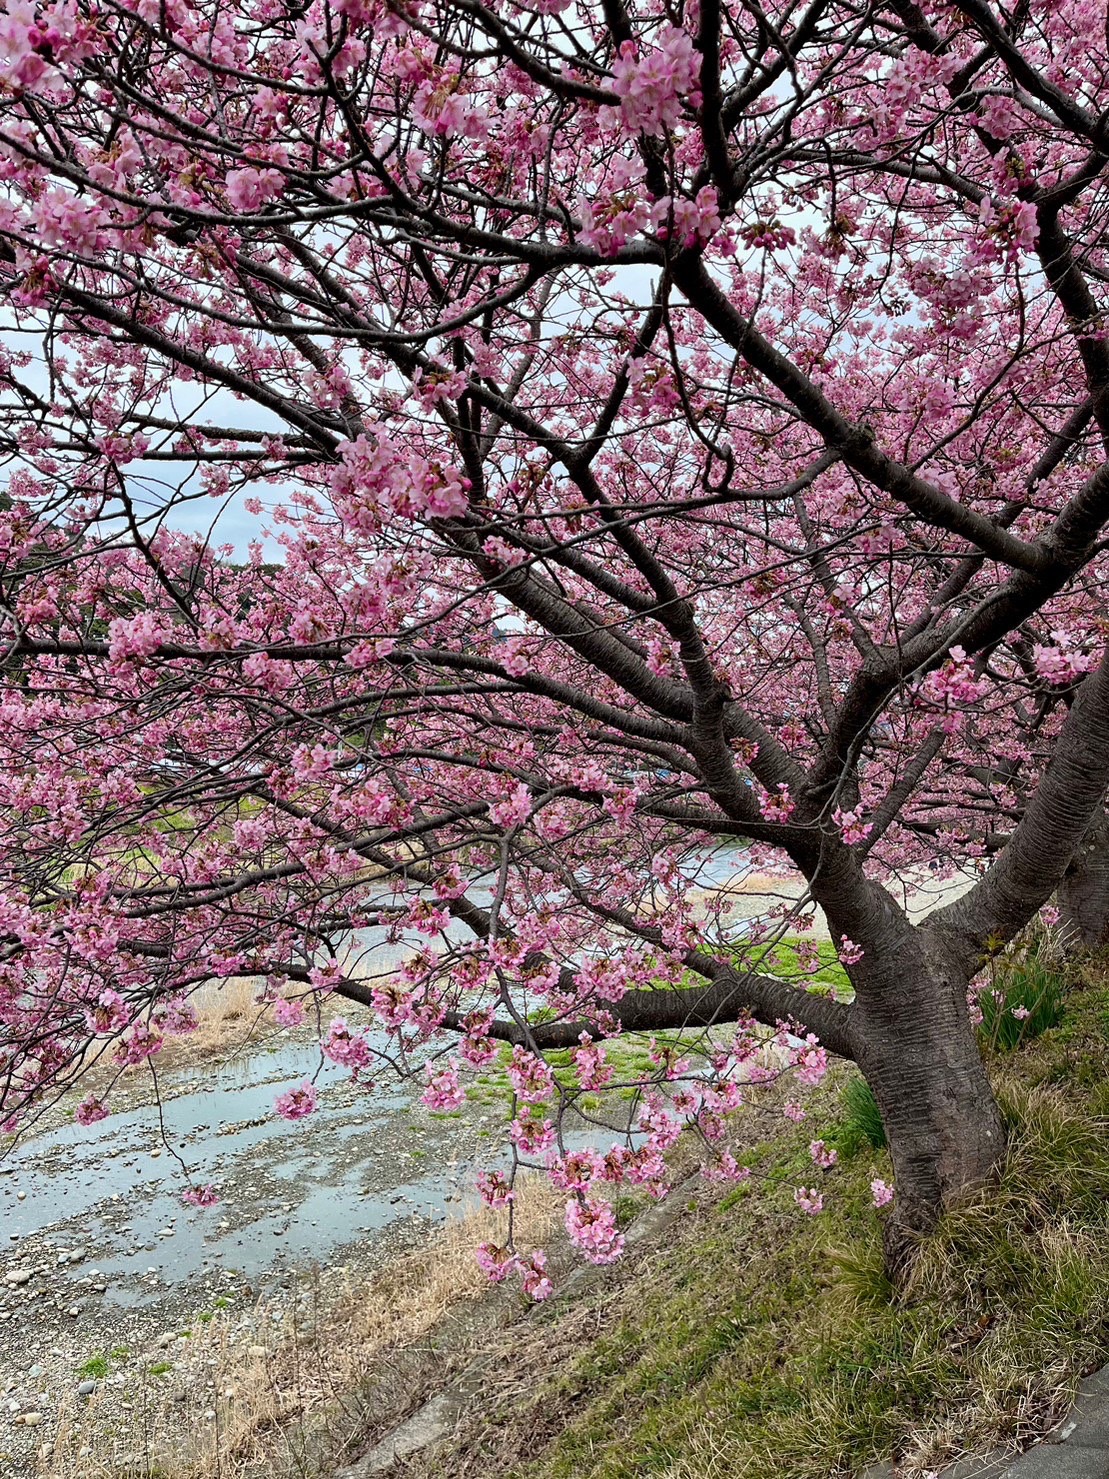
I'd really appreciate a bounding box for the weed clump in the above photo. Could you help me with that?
[839,1076,887,1152]
[978,936,1066,1052]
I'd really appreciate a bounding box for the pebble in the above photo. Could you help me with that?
[77,1380,96,1397]
[5,1270,32,1286]
[20,1411,44,1427]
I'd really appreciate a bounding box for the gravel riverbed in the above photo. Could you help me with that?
[0,1034,507,1478]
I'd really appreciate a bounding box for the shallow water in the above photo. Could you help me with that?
[0,1037,491,1304]
[1,1036,634,1308]
[0,842,751,1305]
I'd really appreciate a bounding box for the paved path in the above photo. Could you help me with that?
[956,1366,1109,1475]
[867,1367,1109,1478]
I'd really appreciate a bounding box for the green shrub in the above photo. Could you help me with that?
[979,942,1065,1052]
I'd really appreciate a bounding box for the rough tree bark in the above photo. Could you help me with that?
[849,924,1005,1269]
[1058,811,1109,950]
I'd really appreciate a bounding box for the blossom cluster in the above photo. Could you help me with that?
[599,27,700,138]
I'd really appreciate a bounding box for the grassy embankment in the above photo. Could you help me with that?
[45,939,1109,1479]
[424,943,1109,1479]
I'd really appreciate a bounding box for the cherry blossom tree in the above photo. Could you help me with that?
[2,0,1109,1275]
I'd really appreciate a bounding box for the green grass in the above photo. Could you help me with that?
[467,1033,699,1109]
[445,967,1109,1479]
[1014,961,1109,1113]
[194,1299,232,1323]
[738,936,853,996]
[522,1094,1109,1478]
[838,1077,888,1153]
[77,1347,130,1380]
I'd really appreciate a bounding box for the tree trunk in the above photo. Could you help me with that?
[848,923,1006,1275]
[1058,811,1109,950]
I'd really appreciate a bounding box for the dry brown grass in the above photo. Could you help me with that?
[29,979,275,1122]
[183,977,269,1058]
[43,1176,562,1479]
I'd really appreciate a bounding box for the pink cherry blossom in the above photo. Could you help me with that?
[517,1248,553,1301]
[701,1153,752,1184]
[547,1148,604,1192]
[601,27,700,139]
[75,1094,110,1127]
[565,1196,625,1264]
[108,612,170,664]
[489,783,532,831]
[509,1113,557,1156]
[833,807,872,846]
[476,1170,514,1208]
[421,1058,466,1112]
[182,1183,221,1208]
[506,1044,555,1103]
[475,1241,515,1283]
[791,1037,829,1087]
[274,1081,318,1121]
[226,166,284,212]
[273,997,306,1028]
[838,938,865,966]
[761,784,795,823]
[85,988,129,1036]
[573,1033,613,1090]
[1033,637,1096,686]
[809,1139,838,1170]
[322,1017,374,1070]
[114,1021,164,1066]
